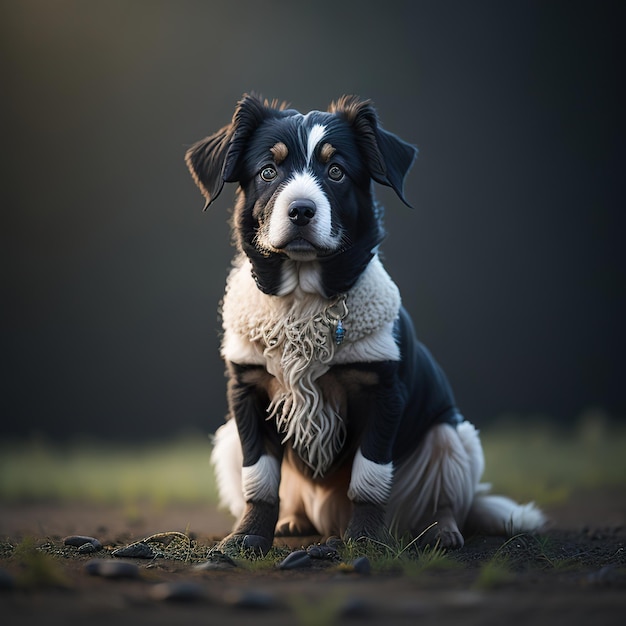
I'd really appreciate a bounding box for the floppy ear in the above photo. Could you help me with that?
[185,124,233,210]
[329,96,418,207]
[185,93,279,210]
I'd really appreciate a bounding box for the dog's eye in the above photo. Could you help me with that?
[328,164,344,181]
[260,166,277,182]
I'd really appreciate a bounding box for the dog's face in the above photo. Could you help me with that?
[186,95,417,297]
[237,113,368,263]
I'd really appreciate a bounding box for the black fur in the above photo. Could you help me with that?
[186,94,417,297]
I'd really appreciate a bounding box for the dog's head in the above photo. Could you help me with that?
[186,94,417,297]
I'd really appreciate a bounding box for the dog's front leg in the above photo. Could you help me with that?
[218,363,281,555]
[345,361,403,543]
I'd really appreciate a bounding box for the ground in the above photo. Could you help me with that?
[1,486,625,625]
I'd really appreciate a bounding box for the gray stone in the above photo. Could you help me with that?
[112,542,156,559]
[84,559,140,579]
[223,588,278,610]
[351,556,371,575]
[77,542,98,554]
[150,581,206,602]
[63,535,102,551]
[307,544,339,560]
[278,550,312,570]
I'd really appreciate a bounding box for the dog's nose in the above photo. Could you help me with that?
[288,199,316,226]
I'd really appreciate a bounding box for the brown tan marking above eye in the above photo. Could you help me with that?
[270,141,289,164]
[319,142,336,163]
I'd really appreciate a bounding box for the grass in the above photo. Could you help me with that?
[470,531,590,589]
[10,538,70,588]
[336,525,459,576]
[0,412,624,507]
[474,555,514,589]
[230,545,293,571]
[0,433,218,506]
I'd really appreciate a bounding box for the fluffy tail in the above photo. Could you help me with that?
[454,420,546,536]
[211,419,245,521]
[466,486,546,536]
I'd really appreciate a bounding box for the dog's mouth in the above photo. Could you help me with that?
[281,237,336,261]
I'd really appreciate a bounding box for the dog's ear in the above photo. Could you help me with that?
[185,124,233,210]
[329,96,417,207]
[185,94,279,210]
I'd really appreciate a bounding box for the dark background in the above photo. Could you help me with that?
[1,0,624,441]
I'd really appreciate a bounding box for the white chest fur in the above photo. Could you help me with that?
[220,255,402,476]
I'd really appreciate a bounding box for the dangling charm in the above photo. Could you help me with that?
[324,295,348,347]
[335,319,345,345]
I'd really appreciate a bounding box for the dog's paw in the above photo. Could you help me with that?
[276,515,317,537]
[437,525,464,550]
[419,509,464,550]
[435,509,464,549]
[217,533,272,557]
[344,502,391,544]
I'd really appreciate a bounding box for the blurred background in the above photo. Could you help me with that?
[1,0,624,446]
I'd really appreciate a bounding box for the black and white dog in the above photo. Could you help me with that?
[186,94,544,553]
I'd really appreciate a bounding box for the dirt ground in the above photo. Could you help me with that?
[1,487,625,626]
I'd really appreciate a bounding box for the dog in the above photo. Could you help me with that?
[185,94,545,554]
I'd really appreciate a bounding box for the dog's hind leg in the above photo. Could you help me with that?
[388,420,481,549]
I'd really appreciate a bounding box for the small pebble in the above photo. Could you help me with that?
[63,535,102,551]
[150,581,206,602]
[84,559,140,579]
[223,588,277,610]
[112,542,156,559]
[307,544,338,560]
[340,596,370,617]
[77,542,98,554]
[278,550,312,570]
[205,549,237,567]
[351,556,371,575]
[325,536,344,549]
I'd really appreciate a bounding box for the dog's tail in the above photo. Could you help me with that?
[454,421,546,536]
[211,419,245,521]
[465,486,546,536]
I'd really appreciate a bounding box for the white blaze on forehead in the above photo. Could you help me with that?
[306,124,327,166]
